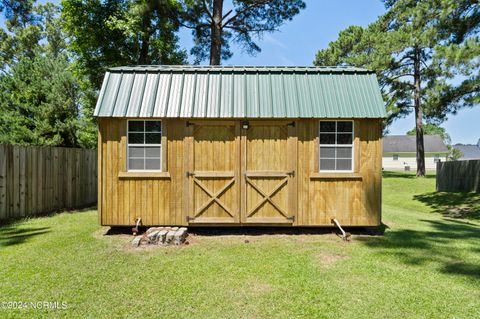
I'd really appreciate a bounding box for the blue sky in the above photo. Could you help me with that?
[2,0,479,144]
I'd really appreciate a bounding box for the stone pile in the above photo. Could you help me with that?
[132,227,188,247]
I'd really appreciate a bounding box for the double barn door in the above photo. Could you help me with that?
[185,121,297,224]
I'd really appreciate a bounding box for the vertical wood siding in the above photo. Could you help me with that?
[436,159,480,192]
[0,145,97,221]
[98,118,382,226]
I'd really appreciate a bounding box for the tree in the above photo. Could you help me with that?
[0,53,81,147]
[0,1,95,148]
[424,0,479,120]
[61,0,186,90]
[179,0,306,65]
[448,148,463,161]
[314,0,478,177]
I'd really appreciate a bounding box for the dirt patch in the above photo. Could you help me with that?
[443,206,474,219]
[317,251,349,267]
[246,279,273,295]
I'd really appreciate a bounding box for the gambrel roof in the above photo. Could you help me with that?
[94,65,387,118]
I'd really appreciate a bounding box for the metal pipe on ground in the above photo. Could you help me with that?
[331,218,351,241]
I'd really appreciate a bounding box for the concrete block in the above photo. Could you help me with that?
[147,230,160,244]
[157,230,168,244]
[173,228,188,245]
[165,230,176,244]
[132,236,142,247]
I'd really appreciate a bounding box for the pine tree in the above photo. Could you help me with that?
[179,0,305,65]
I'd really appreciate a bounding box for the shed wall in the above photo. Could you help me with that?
[98,118,382,226]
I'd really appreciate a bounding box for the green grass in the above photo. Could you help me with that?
[1,172,479,318]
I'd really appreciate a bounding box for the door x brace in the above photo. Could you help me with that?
[246,177,289,218]
[193,178,235,218]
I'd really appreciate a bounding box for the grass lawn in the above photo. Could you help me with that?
[1,171,479,318]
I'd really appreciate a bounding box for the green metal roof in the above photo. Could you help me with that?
[94,65,387,118]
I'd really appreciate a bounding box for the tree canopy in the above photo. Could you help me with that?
[0,1,95,148]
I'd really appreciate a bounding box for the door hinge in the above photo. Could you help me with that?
[287,170,295,177]
[186,171,195,177]
[186,216,194,222]
[186,121,194,127]
[287,215,295,222]
[287,121,296,127]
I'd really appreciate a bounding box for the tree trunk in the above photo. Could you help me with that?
[138,5,151,65]
[413,47,426,177]
[209,0,223,65]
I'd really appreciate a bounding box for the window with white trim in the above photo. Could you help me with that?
[393,154,399,161]
[319,121,354,171]
[434,154,440,163]
[127,120,162,171]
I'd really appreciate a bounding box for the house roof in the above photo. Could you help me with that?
[93,65,387,118]
[453,144,480,159]
[383,135,449,153]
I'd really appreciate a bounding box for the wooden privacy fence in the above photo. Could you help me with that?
[436,159,480,192]
[0,144,97,221]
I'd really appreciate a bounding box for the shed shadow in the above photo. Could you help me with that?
[103,225,387,238]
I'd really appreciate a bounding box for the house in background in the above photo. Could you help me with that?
[453,139,480,160]
[383,135,448,171]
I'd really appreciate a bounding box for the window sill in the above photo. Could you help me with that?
[310,173,362,180]
[118,171,171,179]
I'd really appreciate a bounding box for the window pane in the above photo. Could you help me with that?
[128,146,144,158]
[337,133,352,144]
[320,147,335,158]
[145,147,161,158]
[145,159,160,170]
[320,159,336,171]
[336,147,352,158]
[320,133,335,144]
[145,121,161,132]
[128,121,144,132]
[129,159,144,170]
[128,133,144,144]
[145,133,161,144]
[320,121,335,132]
[337,121,352,132]
[336,159,352,171]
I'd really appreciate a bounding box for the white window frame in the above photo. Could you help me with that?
[319,120,354,173]
[127,120,162,172]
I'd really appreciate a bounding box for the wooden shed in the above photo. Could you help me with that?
[94,66,386,227]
